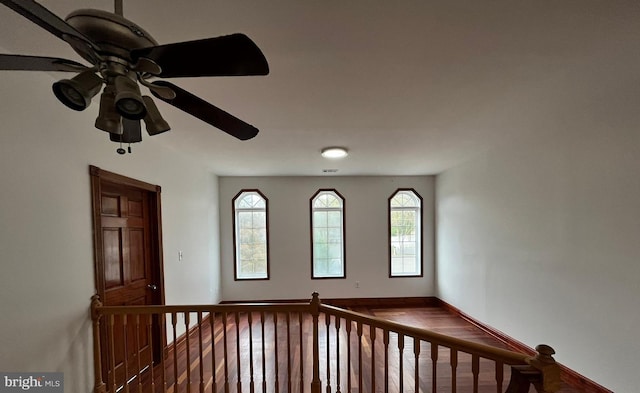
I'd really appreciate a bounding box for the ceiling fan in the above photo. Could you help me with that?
[0,0,269,154]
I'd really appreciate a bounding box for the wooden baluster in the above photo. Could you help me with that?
[431,343,438,393]
[472,354,480,393]
[273,313,280,393]
[450,348,458,393]
[398,333,404,393]
[172,313,179,393]
[335,317,341,393]
[310,293,321,393]
[185,312,192,393]
[286,312,292,393]
[325,313,331,393]
[90,295,107,393]
[160,314,167,393]
[210,312,216,393]
[383,330,389,393]
[260,312,267,393]
[109,315,117,393]
[345,319,352,393]
[123,314,129,393]
[223,312,229,393]
[495,361,504,393]
[298,312,304,392]
[249,312,255,393]
[413,338,420,393]
[198,312,205,393]
[235,313,242,393]
[357,322,363,393]
[134,315,142,393]
[147,314,156,393]
[370,326,376,393]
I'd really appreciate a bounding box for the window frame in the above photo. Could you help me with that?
[310,189,346,279]
[388,188,423,278]
[232,189,270,281]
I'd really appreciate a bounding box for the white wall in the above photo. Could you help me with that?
[219,176,434,301]
[0,72,220,392]
[436,113,640,390]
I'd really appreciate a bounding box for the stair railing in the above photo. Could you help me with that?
[91,293,560,393]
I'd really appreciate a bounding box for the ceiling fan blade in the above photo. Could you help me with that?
[0,54,89,72]
[150,80,259,141]
[110,118,142,143]
[131,34,269,78]
[0,0,99,52]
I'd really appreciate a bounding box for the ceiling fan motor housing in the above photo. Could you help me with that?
[65,9,158,64]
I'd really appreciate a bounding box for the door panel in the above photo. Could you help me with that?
[128,198,143,217]
[129,229,146,282]
[101,195,120,216]
[103,229,123,289]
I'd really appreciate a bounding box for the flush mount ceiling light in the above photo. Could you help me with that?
[321,147,349,159]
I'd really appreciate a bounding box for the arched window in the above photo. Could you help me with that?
[389,189,422,277]
[311,189,345,279]
[233,190,269,280]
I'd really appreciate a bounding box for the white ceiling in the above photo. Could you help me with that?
[1,1,638,176]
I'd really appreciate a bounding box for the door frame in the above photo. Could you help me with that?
[89,165,166,364]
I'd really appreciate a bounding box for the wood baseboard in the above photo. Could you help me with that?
[220,296,440,308]
[435,298,613,393]
[326,296,441,308]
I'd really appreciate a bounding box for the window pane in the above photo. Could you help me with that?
[328,228,341,242]
[315,258,328,276]
[313,227,327,244]
[328,243,341,259]
[313,238,328,258]
[328,258,342,275]
[234,191,269,279]
[313,211,328,227]
[311,190,345,278]
[327,211,341,227]
[389,190,422,277]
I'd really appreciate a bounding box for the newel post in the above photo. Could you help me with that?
[91,295,107,393]
[310,292,322,393]
[528,344,561,393]
[506,344,561,393]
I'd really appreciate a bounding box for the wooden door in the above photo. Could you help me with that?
[90,166,165,391]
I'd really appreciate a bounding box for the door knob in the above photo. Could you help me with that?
[147,284,158,290]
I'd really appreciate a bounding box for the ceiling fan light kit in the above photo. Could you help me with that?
[95,86,121,134]
[0,0,269,154]
[113,75,147,120]
[52,69,103,111]
[142,96,170,135]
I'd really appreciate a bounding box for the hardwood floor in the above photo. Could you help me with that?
[121,305,580,393]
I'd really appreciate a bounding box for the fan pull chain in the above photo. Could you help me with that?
[116,139,126,155]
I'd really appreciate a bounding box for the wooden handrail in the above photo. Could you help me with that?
[95,302,311,314]
[91,293,560,393]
